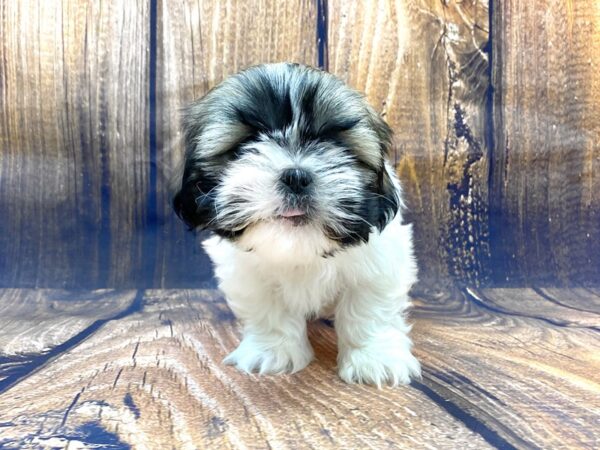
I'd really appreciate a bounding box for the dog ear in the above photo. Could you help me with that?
[172,99,220,231]
[374,165,401,231]
[366,107,401,231]
[172,161,217,231]
[173,92,253,232]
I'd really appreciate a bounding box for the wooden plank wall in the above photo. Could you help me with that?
[0,0,317,288]
[490,0,600,286]
[0,1,150,288]
[154,0,318,286]
[328,0,491,286]
[0,0,598,289]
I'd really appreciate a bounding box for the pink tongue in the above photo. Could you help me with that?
[281,208,305,218]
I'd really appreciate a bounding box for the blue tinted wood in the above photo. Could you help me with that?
[0,288,598,448]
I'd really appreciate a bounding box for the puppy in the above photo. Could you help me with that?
[173,63,420,386]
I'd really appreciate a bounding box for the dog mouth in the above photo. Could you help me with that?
[278,207,309,226]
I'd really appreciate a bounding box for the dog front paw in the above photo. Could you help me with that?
[338,344,421,387]
[224,334,314,375]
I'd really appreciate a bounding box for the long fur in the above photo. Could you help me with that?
[174,63,420,386]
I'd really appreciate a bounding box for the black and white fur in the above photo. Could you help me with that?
[174,63,420,386]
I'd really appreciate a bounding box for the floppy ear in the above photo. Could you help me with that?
[366,107,401,231]
[172,160,218,231]
[172,99,220,231]
[374,165,401,231]
[172,91,253,232]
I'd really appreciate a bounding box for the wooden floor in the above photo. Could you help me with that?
[0,287,599,449]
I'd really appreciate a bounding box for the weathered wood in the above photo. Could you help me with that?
[0,290,489,449]
[0,0,318,289]
[2,0,598,289]
[0,289,140,395]
[0,1,150,288]
[0,289,135,356]
[1,288,599,448]
[490,0,600,286]
[413,286,600,448]
[475,287,600,328]
[328,0,491,287]
[154,0,319,286]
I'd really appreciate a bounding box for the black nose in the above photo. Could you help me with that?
[280,168,313,194]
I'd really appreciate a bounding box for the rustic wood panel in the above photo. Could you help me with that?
[411,287,600,448]
[327,0,491,287]
[0,289,487,448]
[475,287,600,328]
[1,288,599,448]
[154,0,318,286]
[0,0,150,288]
[0,289,139,394]
[490,0,600,286]
[0,289,135,356]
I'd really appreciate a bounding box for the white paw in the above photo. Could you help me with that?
[223,334,314,375]
[338,344,421,387]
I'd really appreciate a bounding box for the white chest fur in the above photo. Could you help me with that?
[202,216,420,385]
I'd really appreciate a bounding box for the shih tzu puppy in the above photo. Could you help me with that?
[173,63,420,386]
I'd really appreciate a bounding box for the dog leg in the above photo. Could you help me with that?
[223,293,314,375]
[335,289,420,387]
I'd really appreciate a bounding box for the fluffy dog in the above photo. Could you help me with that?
[173,63,420,386]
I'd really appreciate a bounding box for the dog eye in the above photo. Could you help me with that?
[317,118,361,138]
[230,144,259,159]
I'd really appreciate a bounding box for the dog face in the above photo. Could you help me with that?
[173,63,400,258]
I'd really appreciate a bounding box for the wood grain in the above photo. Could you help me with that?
[328,0,491,287]
[154,0,318,287]
[1,288,599,448]
[490,0,600,285]
[0,289,141,397]
[2,0,599,289]
[412,287,600,448]
[0,290,489,449]
[474,287,600,329]
[0,0,318,289]
[0,0,150,288]
[0,289,135,356]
